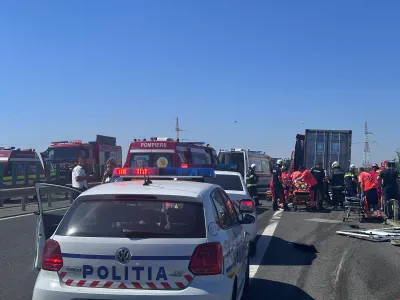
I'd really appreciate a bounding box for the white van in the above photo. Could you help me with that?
[218,149,272,196]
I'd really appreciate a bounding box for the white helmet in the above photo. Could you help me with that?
[251,163,256,169]
[277,159,283,166]
[349,164,355,169]
[332,161,339,168]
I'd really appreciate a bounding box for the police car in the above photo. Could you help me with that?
[32,167,255,300]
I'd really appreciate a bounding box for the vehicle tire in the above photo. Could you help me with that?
[249,241,256,257]
[231,278,237,300]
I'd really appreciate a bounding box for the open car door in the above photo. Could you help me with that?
[33,182,82,269]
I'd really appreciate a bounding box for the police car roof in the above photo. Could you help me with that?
[80,180,219,202]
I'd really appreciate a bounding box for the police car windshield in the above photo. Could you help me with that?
[56,198,206,238]
[204,174,243,191]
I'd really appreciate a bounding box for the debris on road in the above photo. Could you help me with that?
[348,224,360,229]
[336,227,400,245]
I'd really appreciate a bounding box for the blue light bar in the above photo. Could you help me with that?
[215,164,238,171]
[159,167,215,178]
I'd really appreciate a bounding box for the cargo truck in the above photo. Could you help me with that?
[291,130,352,176]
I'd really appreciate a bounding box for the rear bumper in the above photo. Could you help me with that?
[32,271,233,300]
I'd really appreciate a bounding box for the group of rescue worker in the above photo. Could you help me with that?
[246,159,400,218]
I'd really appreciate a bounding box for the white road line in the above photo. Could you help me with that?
[305,218,343,224]
[250,210,283,278]
[0,207,68,221]
[335,250,348,286]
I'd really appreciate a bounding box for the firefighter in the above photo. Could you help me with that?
[329,161,345,209]
[272,159,289,211]
[344,164,358,197]
[246,163,260,206]
[310,161,326,210]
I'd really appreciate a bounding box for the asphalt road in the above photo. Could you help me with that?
[1,200,399,300]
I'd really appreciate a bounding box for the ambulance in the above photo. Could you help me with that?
[217,149,272,195]
[124,137,219,169]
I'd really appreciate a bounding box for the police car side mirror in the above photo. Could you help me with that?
[239,213,256,225]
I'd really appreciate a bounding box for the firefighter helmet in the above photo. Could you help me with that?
[332,161,339,168]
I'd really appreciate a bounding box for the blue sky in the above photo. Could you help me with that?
[1,0,399,166]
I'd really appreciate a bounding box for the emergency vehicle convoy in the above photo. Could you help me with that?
[0,147,44,185]
[124,137,219,169]
[218,149,272,196]
[32,167,254,300]
[41,135,122,180]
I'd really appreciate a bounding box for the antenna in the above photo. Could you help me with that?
[175,117,186,141]
[362,122,373,167]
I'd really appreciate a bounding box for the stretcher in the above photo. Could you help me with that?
[292,180,316,211]
[342,196,365,222]
[342,196,387,223]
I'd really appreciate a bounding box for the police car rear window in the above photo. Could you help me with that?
[56,199,206,238]
[204,174,244,191]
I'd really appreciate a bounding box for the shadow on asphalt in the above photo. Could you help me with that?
[258,236,317,266]
[243,278,315,300]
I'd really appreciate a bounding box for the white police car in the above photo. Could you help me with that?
[32,167,255,300]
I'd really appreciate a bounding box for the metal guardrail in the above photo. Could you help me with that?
[0,182,101,211]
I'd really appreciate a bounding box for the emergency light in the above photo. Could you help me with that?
[113,167,216,178]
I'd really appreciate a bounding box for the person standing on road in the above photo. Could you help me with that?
[344,164,358,197]
[295,165,319,208]
[246,164,260,206]
[379,161,400,218]
[329,161,345,209]
[101,158,120,183]
[370,163,382,209]
[281,165,292,205]
[358,167,378,212]
[310,161,326,209]
[72,157,91,191]
[272,159,289,211]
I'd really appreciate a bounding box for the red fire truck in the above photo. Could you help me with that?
[41,135,122,180]
[124,137,219,169]
[0,147,44,186]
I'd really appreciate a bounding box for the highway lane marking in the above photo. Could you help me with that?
[249,209,283,278]
[305,218,343,224]
[334,249,348,287]
[0,207,68,221]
